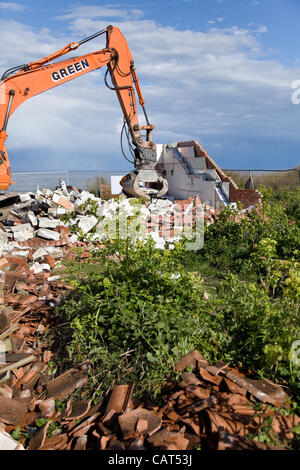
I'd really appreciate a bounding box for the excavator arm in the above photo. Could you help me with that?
[0,25,168,198]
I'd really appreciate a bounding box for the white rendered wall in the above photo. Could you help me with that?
[156,143,229,208]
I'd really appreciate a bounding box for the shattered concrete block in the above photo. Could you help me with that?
[42,188,54,198]
[76,191,96,204]
[57,207,66,215]
[19,193,32,203]
[36,229,60,241]
[26,211,38,227]
[77,215,98,234]
[32,247,48,260]
[30,263,50,274]
[12,225,35,243]
[47,208,58,217]
[13,231,34,243]
[11,250,29,257]
[43,197,51,207]
[148,231,166,249]
[0,230,11,240]
[69,234,78,243]
[34,193,44,202]
[48,207,67,217]
[68,187,80,195]
[38,218,61,229]
[96,202,109,218]
[11,223,32,233]
[0,239,10,255]
[45,246,63,258]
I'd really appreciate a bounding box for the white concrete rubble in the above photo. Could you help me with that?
[30,262,51,273]
[20,192,32,203]
[26,211,38,227]
[36,229,60,241]
[77,215,98,234]
[38,218,61,229]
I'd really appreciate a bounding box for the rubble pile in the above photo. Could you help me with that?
[0,346,299,450]
[0,183,219,255]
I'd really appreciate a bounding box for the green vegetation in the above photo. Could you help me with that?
[54,185,299,415]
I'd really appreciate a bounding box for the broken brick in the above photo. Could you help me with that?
[46,368,89,400]
[175,350,209,371]
[118,408,162,439]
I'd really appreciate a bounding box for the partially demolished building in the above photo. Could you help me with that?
[157,140,262,209]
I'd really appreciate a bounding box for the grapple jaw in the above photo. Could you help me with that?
[120,167,168,199]
[120,143,168,199]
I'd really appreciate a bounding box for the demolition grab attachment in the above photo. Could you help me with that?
[121,143,168,199]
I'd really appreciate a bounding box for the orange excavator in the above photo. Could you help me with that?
[0,25,168,199]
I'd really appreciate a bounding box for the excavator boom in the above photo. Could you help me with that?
[0,25,168,198]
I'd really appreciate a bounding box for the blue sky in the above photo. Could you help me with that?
[1,0,300,171]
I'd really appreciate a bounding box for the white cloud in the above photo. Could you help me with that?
[0,2,26,12]
[208,17,225,25]
[254,25,268,34]
[1,11,300,171]
[53,5,144,21]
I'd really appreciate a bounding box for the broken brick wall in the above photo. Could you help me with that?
[178,140,262,209]
[229,187,262,209]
